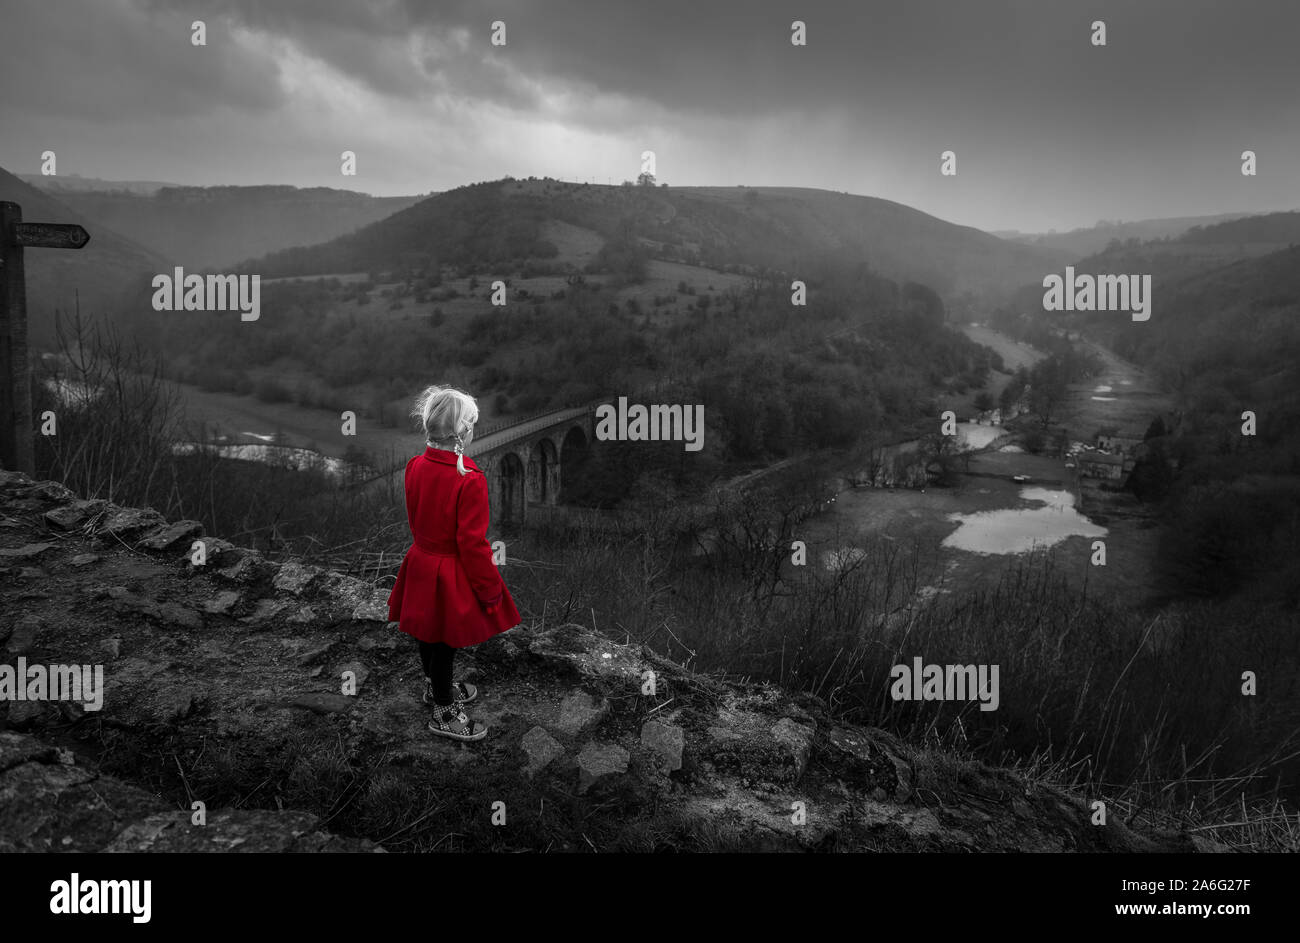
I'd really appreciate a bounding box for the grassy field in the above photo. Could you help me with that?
[1057,337,1174,442]
[166,377,425,467]
[799,448,1161,608]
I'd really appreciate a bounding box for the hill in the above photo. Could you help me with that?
[28,183,425,270]
[18,173,179,196]
[1000,210,1300,325]
[0,165,168,343]
[100,177,1019,478]
[992,212,1264,259]
[245,177,1069,301]
[0,468,1209,852]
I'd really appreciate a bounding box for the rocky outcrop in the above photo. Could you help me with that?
[0,730,378,852]
[0,470,1203,852]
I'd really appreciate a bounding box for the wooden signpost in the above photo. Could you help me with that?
[0,201,91,476]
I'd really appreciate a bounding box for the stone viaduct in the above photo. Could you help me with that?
[465,402,600,523]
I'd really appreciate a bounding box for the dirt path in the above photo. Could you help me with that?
[1057,338,1173,441]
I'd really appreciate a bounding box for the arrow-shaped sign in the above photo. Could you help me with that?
[13,222,90,250]
[2,202,94,477]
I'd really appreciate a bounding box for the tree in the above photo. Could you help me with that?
[1028,355,1067,428]
[919,431,962,486]
[637,172,656,186]
[1127,441,1175,502]
[900,281,946,325]
[973,391,995,413]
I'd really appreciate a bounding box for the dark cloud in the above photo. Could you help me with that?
[0,0,284,120]
[1,0,1297,231]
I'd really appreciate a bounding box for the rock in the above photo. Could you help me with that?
[286,606,318,624]
[190,538,246,569]
[6,700,44,729]
[351,594,389,622]
[288,692,354,715]
[203,590,241,615]
[640,720,685,772]
[294,639,338,667]
[336,662,370,691]
[0,731,56,771]
[522,623,648,685]
[0,730,370,853]
[104,809,380,853]
[217,554,271,584]
[858,800,944,839]
[5,615,42,655]
[109,592,203,631]
[356,634,400,652]
[163,602,205,633]
[1191,834,1233,854]
[700,697,817,785]
[520,726,565,777]
[17,567,47,580]
[0,543,55,562]
[136,520,203,551]
[318,571,373,607]
[273,561,322,595]
[239,598,289,626]
[98,506,167,540]
[555,690,608,736]
[770,718,815,781]
[157,692,195,724]
[99,637,122,659]
[825,726,913,801]
[576,742,629,794]
[44,499,107,531]
[27,480,76,504]
[0,470,31,492]
[68,553,100,567]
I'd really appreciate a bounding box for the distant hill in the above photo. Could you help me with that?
[0,165,169,343]
[19,173,179,196]
[1179,210,1300,247]
[1111,243,1300,386]
[32,184,426,270]
[1006,231,1300,442]
[1001,210,1300,318]
[245,178,1069,300]
[993,212,1263,259]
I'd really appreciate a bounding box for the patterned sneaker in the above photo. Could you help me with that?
[423,680,477,707]
[427,703,487,742]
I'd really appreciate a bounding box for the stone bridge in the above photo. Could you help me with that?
[466,401,601,523]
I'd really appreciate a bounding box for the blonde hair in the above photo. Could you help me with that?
[412,385,479,475]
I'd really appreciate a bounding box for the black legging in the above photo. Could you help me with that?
[418,641,457,705]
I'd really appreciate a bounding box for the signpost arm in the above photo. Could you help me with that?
[0,201,34,476]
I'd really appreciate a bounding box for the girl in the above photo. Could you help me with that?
[387,385,521,741]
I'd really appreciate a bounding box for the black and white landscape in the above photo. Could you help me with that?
[1,0,1297,876]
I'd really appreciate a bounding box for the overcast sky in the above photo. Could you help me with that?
[2,0,1297,233]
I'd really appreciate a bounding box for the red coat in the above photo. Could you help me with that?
[387,447,521,647]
